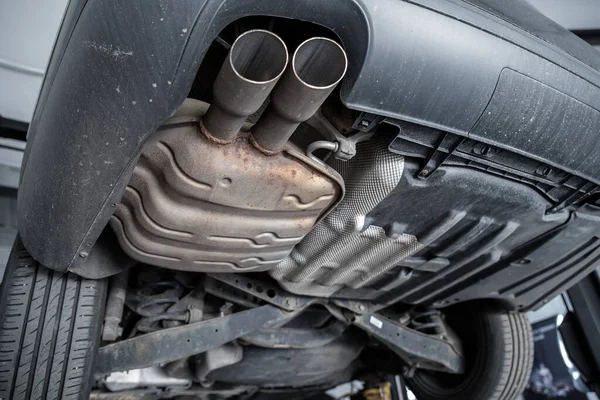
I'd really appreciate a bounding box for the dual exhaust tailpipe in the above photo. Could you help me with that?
[202,29,348,153]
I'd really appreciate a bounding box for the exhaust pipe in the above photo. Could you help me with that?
[251,37,348,153]
[202,30,288,142]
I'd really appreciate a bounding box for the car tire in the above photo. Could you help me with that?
[406,308,534,400]
[0,237,107,400]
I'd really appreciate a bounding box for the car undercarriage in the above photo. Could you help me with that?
[3,0,600,399]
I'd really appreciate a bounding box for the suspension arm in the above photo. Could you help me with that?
[352,312,465,374]
[96,304,290,374]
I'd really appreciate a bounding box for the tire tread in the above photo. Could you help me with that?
[0,239,107,400]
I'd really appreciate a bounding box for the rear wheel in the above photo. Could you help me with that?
[0,237,107,400]
[406,309,533,400]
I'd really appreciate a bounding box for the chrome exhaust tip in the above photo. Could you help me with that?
[292,36,348,91]
[252,37,348,153]
[202,29,288,142]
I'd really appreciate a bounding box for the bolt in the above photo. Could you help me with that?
[358,304,366,312]
[516,259,531,265]
[79,251,89,258]
[285,299,293,307]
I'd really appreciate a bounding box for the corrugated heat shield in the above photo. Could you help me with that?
[271,137,423,297]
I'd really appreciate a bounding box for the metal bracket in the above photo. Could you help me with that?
[417,133,465,179]
[306,110,374,161]
[207,273,313,311]
[352,112,384,133]
[352,312,465,374]
[203,276,263,309]
[96,304,290,374]
[332,299,371,314]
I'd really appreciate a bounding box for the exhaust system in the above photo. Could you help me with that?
[202,32,348,152]
[202,30,289,142]
[252,37,348,153]
[114,31,348,273]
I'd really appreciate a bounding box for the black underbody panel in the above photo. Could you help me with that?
[341,124,600,310]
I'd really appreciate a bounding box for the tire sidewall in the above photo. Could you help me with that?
[407,310,532,400]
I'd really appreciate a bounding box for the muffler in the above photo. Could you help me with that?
[111,32,347,274]
[251,37,348,153]
[202,30,288,142]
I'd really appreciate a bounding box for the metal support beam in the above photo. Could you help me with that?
[207,274,313,311]
[352,312,464,374]
[96,304,289,374]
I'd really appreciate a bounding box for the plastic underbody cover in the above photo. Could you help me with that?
[110,100,344,272]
